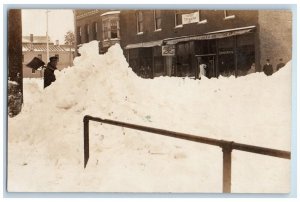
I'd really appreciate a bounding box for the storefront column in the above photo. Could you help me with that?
[234,35,238,78]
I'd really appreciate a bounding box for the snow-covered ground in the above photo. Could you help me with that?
[8,41,291,193]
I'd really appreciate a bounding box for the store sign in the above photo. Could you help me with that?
[162,45,175,56]
[182,12,199,24]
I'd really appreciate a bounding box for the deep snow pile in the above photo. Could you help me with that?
[8,41,291,193]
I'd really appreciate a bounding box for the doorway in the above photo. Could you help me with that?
[196,55,216,79]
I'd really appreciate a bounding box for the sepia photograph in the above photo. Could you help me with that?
[6,4,294,194]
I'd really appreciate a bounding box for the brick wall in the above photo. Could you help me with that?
[120,10,259,48]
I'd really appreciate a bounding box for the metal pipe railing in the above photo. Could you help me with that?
[83,115,291,193]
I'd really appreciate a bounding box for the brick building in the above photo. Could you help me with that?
[75,10,121,54]
[22,34,75,78]
[75,9,292,79]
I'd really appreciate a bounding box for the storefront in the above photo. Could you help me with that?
[125,26,256,79]
[164,25,256,79]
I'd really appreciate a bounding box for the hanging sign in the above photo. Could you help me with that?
[162,45,175,56]
[182,12,199,24]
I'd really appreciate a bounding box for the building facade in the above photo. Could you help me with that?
[75,10,121,54]
[22,34,75,78]
[75,9,292,79]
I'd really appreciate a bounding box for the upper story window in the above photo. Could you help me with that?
[137,11,144,34]
[102,16,120,40]
[175,10,183,27]
[198,10,208,24]
[154,10,162,31]
[224,10,235,20]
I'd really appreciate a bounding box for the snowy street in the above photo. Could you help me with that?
[7,41,291,193]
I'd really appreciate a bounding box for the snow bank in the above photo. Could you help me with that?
[8,41,291,193]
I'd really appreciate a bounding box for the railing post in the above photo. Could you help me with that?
[222,141,233,193]
[83,116,90,168]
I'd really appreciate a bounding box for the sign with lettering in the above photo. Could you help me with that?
[182,12,199,24]
[162,45,175,56]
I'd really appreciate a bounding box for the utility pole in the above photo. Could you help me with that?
[46,10,50,63]
[8,9,23,116]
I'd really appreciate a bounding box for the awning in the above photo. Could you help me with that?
[164,26,256,45]
[125,40,163,49]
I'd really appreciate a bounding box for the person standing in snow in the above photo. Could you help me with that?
[263,59,273,76]
[199,63,207,79]
[247,62,256,74]
[276,58,285,71]
[44,56,58,88]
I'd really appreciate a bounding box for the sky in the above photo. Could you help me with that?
[21,9,74,45]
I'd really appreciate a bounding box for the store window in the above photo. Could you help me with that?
[137,11,143,33]
[154,10,162,30]
[128,49,139,74]
[153,46,164,77]
[176,42,194,77]
[236,33,255,76]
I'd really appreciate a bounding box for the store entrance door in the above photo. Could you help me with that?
[196,54,216,79]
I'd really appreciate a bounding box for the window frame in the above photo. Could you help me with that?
[136,11,144,34]
[224,10,236,20]
[154,10,162,31]
[175,10,183,28]
[198,10,208,24]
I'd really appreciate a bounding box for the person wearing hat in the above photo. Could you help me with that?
[263,59,273,76]
[276,58,285,71]
[44,56,58,88]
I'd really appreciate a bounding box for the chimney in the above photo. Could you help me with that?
[30,34,33,42]
[55,40,59,45]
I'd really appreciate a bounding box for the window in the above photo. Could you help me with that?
[87,24,90,35]
[110,20,118,39]
[224,10,235,20]
[154,10,162,30]
[102,15,120,41]
[175,10,182,26]
[198,10,207,24]
[103,19,109,40]
[92,22,98,40]
[32,68,36,74]
[137,11,143,33]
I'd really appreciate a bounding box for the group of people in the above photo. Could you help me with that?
[263,58,285,76]
[198,58,285,79]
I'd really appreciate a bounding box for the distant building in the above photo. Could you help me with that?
[74,9,292,79]
[22,34,75,78]
[75,10,121,54]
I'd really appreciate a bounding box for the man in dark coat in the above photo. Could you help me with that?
[263,59,273,76]
[44,56,58,88]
